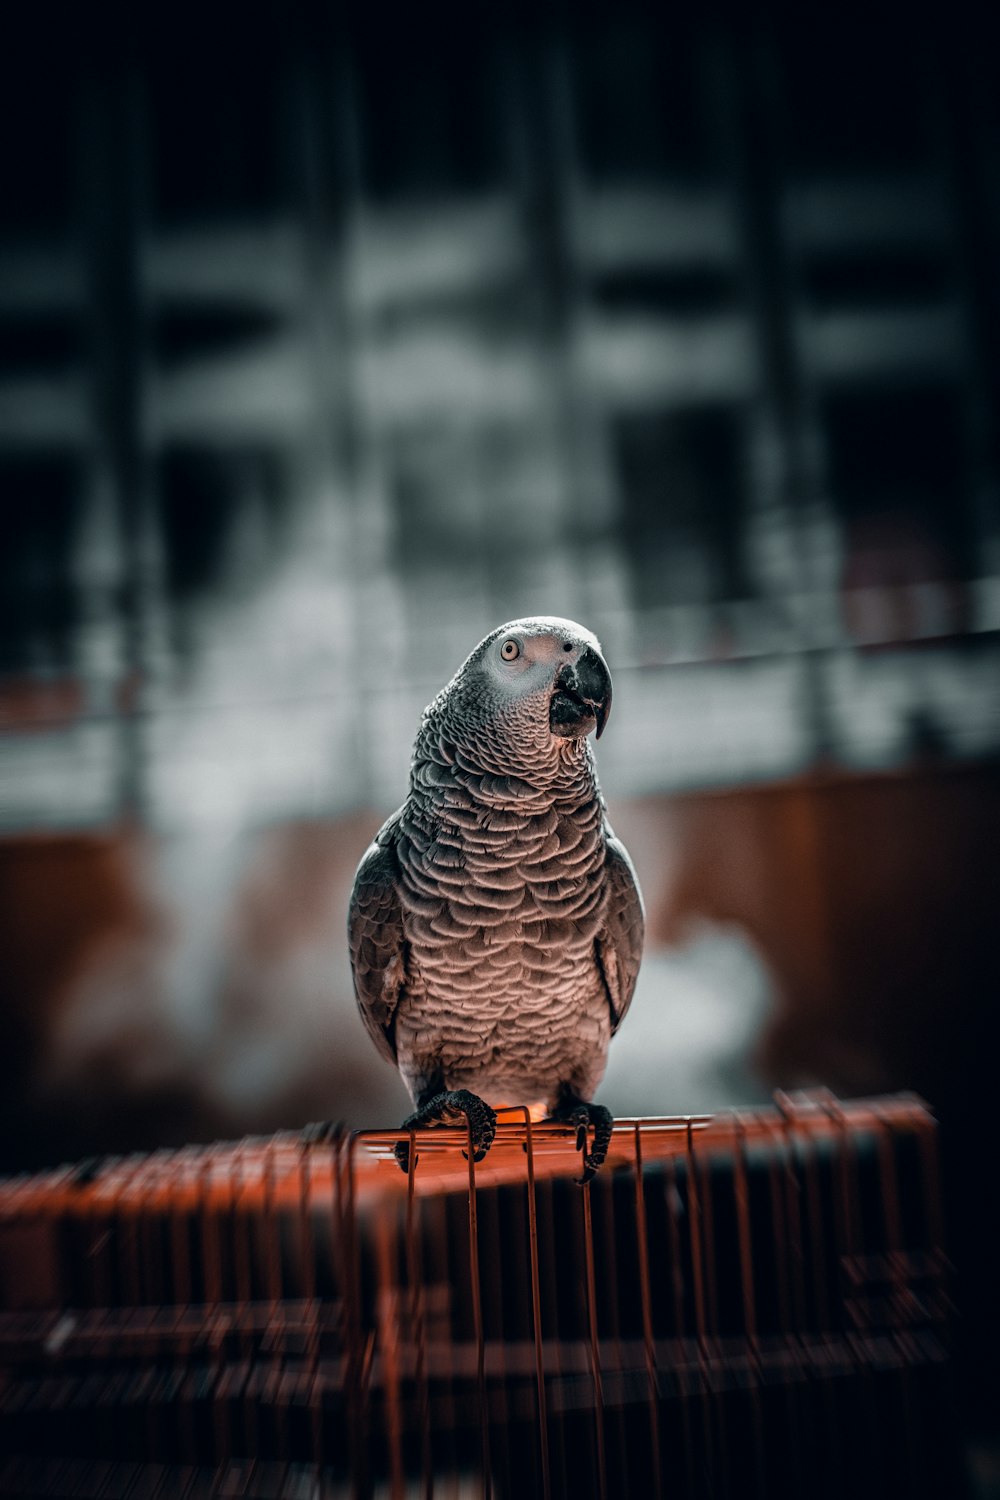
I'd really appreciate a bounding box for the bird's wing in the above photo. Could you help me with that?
[348,817,408,1064]
[596,830,645,1034]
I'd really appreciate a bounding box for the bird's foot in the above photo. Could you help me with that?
[394,1090,498,1173]
[549,1098,614,1184]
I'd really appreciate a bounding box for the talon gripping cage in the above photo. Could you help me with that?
[0,1093,962,1498]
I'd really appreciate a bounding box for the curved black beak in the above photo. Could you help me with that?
[553,644,613,739]
[577,644,613,738]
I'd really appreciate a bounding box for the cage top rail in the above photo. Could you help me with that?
[0,1091,935,1217]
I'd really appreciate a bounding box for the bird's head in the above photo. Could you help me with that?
[444,616,613,753]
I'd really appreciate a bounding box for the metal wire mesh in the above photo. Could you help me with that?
[0,1093,962,1497]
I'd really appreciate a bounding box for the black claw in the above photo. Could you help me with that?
[394,1139,418,1174]
[394,1090,497,1174]
[549,1098,614,1185]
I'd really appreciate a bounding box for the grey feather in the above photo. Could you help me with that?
[349,616,644,1115]
[596,832,645,1033]
[348,818,407,1064]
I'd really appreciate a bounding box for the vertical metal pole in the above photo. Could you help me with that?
[664,1150,696,1495]
[336,1132,369,1499]
[775,1093,840,1499]
[869,1103,919,1494]
[172,1148,197,1463]
[262,1141,288,1462]
[297,1135,324,1473]
[466,1121,492,1500]
[821,1098,887,1493]
[581,1181,607,1500]
[374,1201,406,1500]
[764,1118,806,1488]
[137,1153,164,1461]
[233,1143,257,1464]
[733,1114,766,1497]
[685,1120,718,1496]
[632,1125,662,1498]
[404,1131,434,1500]
[521,1110,551,1500]
[198,1150,228,1466]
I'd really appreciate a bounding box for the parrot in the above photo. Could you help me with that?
[348,616,644,1182]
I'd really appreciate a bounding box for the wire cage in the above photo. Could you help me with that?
[0,1092,962,1498]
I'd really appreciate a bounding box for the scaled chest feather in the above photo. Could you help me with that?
[395,796,607,974]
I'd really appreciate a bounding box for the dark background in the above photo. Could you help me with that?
[1,0,999,1469]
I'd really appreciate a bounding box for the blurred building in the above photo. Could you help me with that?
[2,9,998,832]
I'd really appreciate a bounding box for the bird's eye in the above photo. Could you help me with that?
[500,639,520,661]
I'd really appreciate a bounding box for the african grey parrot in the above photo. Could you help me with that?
[348,617,644,1181]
